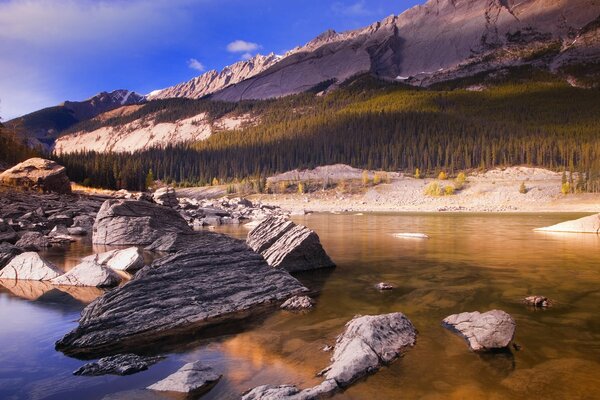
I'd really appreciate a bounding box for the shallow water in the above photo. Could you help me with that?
[1,213,600,399]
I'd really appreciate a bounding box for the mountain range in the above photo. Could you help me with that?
[6,0,600,154]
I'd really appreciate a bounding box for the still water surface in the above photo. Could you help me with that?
[1,213,599,399]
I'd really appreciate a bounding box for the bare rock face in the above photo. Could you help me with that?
[51,260,122,288]
[55,232,307,356]
[74,354,163,376]
[280,295,314,311]
[92,200,192,245]
[534,213,600,233]
[0,158,71,194]
[0,242,22,269]
[443,310,516,352]
[247,217,335,272]
[243,312,417,400]
[152,187,178,208]
[0,252,61,281]
[147,361,220,394]
[83,247,144,272]
[15,232,51,251]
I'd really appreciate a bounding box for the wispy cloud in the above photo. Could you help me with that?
[240,53,254,61]
[226,40,260,53]
[331,1,380,16]
[187,58,206,72]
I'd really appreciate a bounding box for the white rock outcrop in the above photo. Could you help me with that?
[51,261,121,288]
[0,252,61,281]
[83,247,144,272]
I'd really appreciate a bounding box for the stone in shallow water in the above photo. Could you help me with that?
[55,232,307,356]
[280,295,314,311]
[74,353,164,376]
[51,260,122,288]
[443,310,515,352]
[376,282,394,290]
[0,252,61,281]
[92,199,192,246]
[523,295,551,308]
[147,361,220,393]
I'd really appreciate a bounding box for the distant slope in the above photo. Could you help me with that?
[6,90,145,150]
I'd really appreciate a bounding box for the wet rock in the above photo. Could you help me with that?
[67,227,87,236]
[534,213,600,233]
[15,231,51,251]
[92,199,192,245]
[281,295,314,311]
[74,354,164,376]
[247,216,335,272]
[376,282,395,290]
[0,252,61,280]
[523,295,551,308]
[443,310,516,352]
[147,361,220,394]
[51,260,121,288]
[243,380,339,400]
[72,215,96,230]
[83,247,144,272]
[55,232,307,356]
[0,158,72,194]
[0,219,18,244]
[152,187,178,208]
[0,242,23,269]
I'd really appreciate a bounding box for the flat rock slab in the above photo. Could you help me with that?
[0,252,61,281]
[92,200,192,246]
[55,232,307,356]
[247,216,335,272]
[74,354,164,376]
[534,213,600,233]
[443,310,516,352]
[147,361,220,393]
[51,260,122,288]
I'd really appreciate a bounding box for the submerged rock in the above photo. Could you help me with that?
[376,282,395,290]
[74,354,164,376]
[280,295,314,311]
[0,242,23,269]
[147,361,220,393]
[247,216,335,272]
[534,213,600,233]
[443,310,516,352]
[0,252,61,281]
[83,247,144,272]
[523,295,551,308]
[55,232,307,356]
[51,260,122,288]
[92,199,192,245]
[244,312,417,399]
[0,158,72,194]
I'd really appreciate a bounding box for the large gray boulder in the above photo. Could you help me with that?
[443,310,516,352]
[247,216,335,272]
[534,213,600,233]
[92,200,192,245]
[74,354,164,376]
[0,158,71,194]
[243,312,417,400]
[0,252,61,281]
[0,242,23,269]
[55,232,307,356]
[51,260,122,288]
[147,361,220,393]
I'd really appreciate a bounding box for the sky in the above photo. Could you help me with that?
[0,0,422,120]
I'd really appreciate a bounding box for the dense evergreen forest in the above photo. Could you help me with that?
[55,70,600,192]
[0,123,41,167]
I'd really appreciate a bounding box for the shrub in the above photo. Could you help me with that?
[519,182,527,194]
[298,182,305,194]
[438,171,448,180]
[362,170,370,186]
[454,172,466,190]
[561,182,570,195]
[424,182,442,196]
[444,185,455,195]
[373,173,381,185]
[414,168,421,179]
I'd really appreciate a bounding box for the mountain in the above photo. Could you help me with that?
[210,0,599,101]
[147,53,281,100]
[6,90,145,150]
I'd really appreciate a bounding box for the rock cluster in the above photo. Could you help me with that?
[147,361,221,394]
[74,354,163,376]
[247,216,335,272]
[442,310,516,352]
[0,158,72,194]
[55,231,308,356]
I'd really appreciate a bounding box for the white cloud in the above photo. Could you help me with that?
[227,40,260,53]
[331,1,379,16]
[240,53,253,61]
[188,58,206,72]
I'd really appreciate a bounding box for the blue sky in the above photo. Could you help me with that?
[0,0,422,119]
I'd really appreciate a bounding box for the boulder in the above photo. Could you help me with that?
[83,247,144,272]
[15,231,51,251]
[247,216,335,272]
[534,213,600,233]
[74,354,163,376]
[442,310,516,352]
[0,242,23,269]
[0,219,18,244]
[55,232,307,356]
[152,187,178,208]
[51,260,121,288]
[72,215,96,229]
[67,227,87,236]
[147,361,220,394]
[0,158,72,194]
[243,312,417,399]
[280,295,314,311]
[92,199,192,245]
[0,252,61,280]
